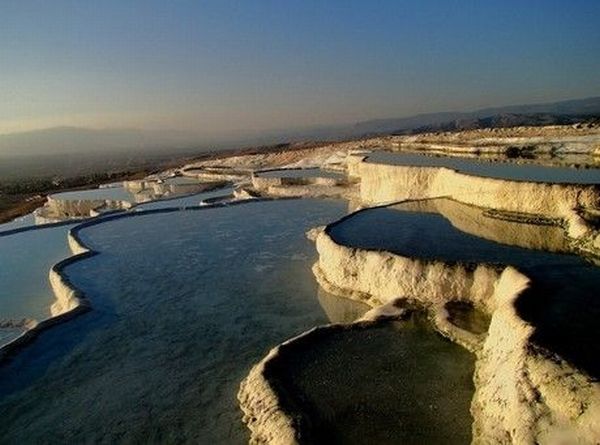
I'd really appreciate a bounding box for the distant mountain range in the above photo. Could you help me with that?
[0,96,599,159]
[347,96,600,136]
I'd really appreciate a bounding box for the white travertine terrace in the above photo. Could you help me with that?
[390,125,600,156]
[33,176,230,224]
[4,126,600,442]
[357,160,599,219]
[250,168,354,199]
[181,167,249,182]
[234,135,600,444]
[34,195,132,224]
[239,216,600,444]
[347,152,600,257]
[0,227,93,362]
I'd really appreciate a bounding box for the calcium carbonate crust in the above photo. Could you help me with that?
[238,203,600,445]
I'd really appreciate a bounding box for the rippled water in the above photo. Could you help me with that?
[5,193,596,443]
[367,151,600,184]
[0,199,347,443]
[267,314,474,445]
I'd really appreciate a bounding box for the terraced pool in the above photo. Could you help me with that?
[367,151,600,184]
[0,199,347,443]
[328,198,600,377]
[265,314,475,444]
[50,185,137,202]
[0,224,75,345]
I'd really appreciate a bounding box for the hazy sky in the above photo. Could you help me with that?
[1,0,599,136]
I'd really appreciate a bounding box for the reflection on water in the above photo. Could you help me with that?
[367,151,600,184]
[317,288,370,323]
[329,199,600,377]
[0,199,346,444]
[329,199,576,265]
[266,313,474,445]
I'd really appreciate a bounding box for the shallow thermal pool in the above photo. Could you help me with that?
[266,314,475,444]
[50,177,215,207]
[366,151,600,184]
[329,198,600,378]
[256,168,344,179]
[50,185,137,203]
[133,186,234,211]
[0,199,353,443]
[0,224,75,344]
[0,213,36,234]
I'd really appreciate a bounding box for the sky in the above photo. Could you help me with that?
[0,0,599,137]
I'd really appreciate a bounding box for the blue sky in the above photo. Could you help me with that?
[0,0,599,136]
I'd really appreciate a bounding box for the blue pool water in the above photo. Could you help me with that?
[0,199,347,443]
[367,151,600,184]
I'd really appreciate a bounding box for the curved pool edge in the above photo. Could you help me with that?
[0,250,94,364]
[311,207,600,444]
[0,197,281,365]
[238,200,600,445]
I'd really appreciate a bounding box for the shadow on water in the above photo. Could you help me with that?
[445,301,490,335]
[514,263,600,378]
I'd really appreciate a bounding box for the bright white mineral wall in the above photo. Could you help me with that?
[356,161,600,219]
[34,196,131,223]
[312,225,600,444]
[251,170,345,191]
[314,229,502,313]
